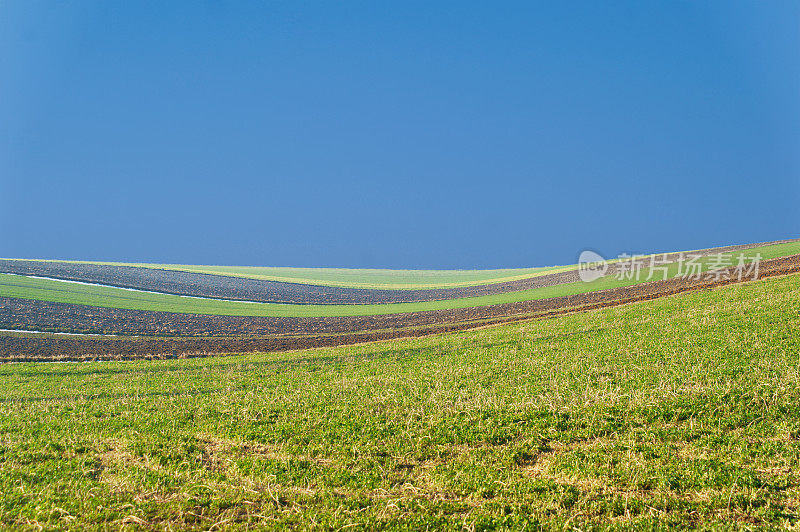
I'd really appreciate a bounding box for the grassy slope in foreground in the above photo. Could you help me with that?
[2,273,799,529]
[1,240,798,318]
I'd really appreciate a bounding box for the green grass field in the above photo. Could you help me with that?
[2,241,797,318]
[2,272,799,529]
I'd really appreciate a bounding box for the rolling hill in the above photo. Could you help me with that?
[1,266,799,528]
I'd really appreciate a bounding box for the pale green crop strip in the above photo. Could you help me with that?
[2,261,573,289]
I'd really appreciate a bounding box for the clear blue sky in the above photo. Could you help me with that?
[1,1,798,268]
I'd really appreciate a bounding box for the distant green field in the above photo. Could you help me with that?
[142,264,572,289]
[2,271,798,528]
[2,241,797,318]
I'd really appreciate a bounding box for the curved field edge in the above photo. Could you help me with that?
[1,241,798,318]
[5,238,794,289]
[1,273,799,528]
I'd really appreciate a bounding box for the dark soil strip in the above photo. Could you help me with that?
[0,239,791,305]
[2,254,799,362]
